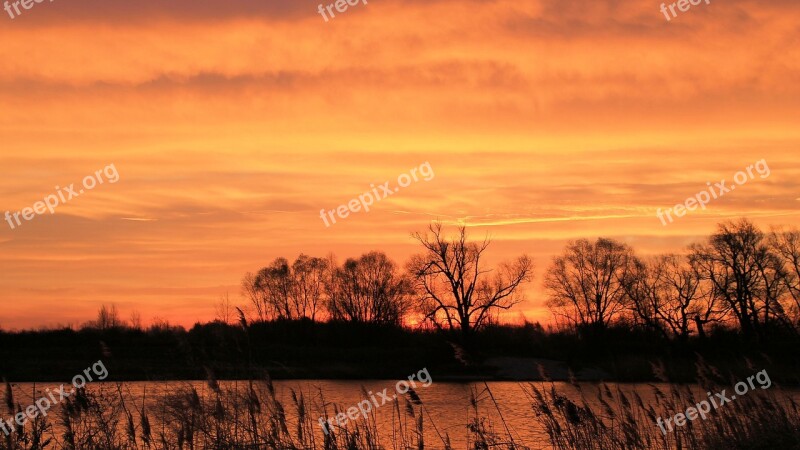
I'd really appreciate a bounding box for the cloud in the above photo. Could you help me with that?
[1,0,800,328]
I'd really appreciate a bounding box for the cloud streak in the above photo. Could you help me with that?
[0,0,798,328]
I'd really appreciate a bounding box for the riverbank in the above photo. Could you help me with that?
[1,320,799,384]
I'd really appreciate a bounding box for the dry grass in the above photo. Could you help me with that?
[525,360,800,450]
[0,375,445,450]
[1,361,799,450]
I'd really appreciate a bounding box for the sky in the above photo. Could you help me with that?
[0,0,798,329]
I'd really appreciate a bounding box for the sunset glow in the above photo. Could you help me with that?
[1,0,798,329]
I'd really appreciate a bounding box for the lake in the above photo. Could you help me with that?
[5,379,692,449]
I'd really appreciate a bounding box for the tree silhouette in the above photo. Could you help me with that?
[622,254,723,340]
[769,227,800,324]
[408,223,532,340]
[326,251,412,325]
[545,238,633,334]
[92,304,122,330]
[242,255,329,321]
[689,219,788,337]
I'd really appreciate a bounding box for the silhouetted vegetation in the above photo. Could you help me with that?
[529,358,800,450]
[2,219,800,383]
[1,356,798,449]
[547,219,800,343]
[409,223,533,341]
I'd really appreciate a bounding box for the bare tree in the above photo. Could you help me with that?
[242,255,330,321]
[94,304,122,330]
[241,271,268,321]
[215,292,234,324]
[622,254,724,340]
[622,256,672,338]
[255,258,294,319]
[292,255,330,321]
[326,251,412,325]
[545,238,633,333]
[755,244,791,329]
[129,310,143,331]
[408,223,533,338]
[770,227,800,325]
[689,219,788,337]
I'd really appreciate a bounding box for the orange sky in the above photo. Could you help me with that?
[0,0,798,329]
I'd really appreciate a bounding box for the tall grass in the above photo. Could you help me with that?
[0,374,446,450]
[1,360,798,450]
[525,359,800,450]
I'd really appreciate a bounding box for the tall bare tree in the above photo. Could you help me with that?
[129,310,143,331]
[256,257,294,319]
[241,271,269,321]
[94,304,122,330]
[622,254,724,340]
[326,251,412,325]
[292,255,330,322]
[242,255,330,321]
[408,223,533,338]
[545,238,633,333]
[215,292,234,324]
[689,219,788,337]
[770,227,800,326]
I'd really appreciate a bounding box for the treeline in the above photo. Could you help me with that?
[240,219,800,343]
[5,218,800,382]
[241,252,412,326]
[10,218,800,347]
[546,218,800,341]
[0,320,458,381]
[239,223,533,338]
[4,310,796,382]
